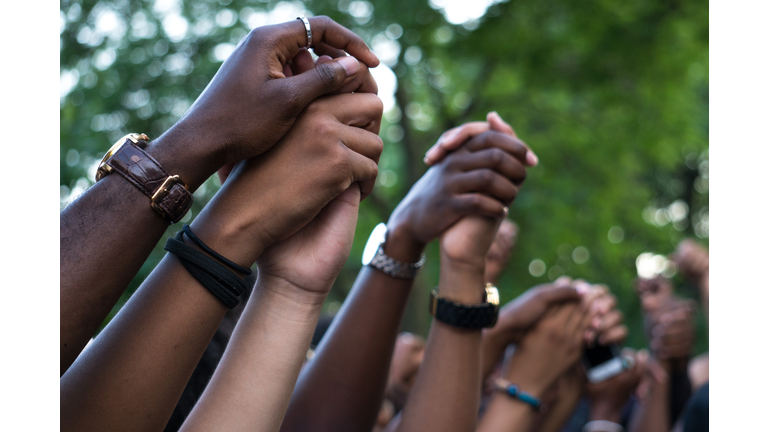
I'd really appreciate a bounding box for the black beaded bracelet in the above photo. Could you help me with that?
[183,224,253,275]
[165,231,248,308]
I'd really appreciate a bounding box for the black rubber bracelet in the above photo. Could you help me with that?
[183,224,253,275]
[165,232,248,308]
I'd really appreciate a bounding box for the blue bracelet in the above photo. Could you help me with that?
[494,378,544,412]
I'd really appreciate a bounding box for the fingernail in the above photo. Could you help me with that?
[423,150,434,164]
[575,284,589,295]
[337,56,359,76]
[526,151,539,166]
[503,206,509,216]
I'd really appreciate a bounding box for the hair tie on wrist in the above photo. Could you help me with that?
[183,224,252,275]
[165,231,248,309]
[494,378,544,412]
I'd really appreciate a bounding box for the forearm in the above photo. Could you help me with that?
[60,253,228,432]
[481,328,510,380]
[181,276,326,432]
[476,359,545,432]
[477,395,537,432]
[536,392,582,432]
[627,371,670,432]
[60,128,221,374]
[395,266,485,432]
[282,227,423,432]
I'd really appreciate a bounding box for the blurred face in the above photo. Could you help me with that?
[388,332,426,395]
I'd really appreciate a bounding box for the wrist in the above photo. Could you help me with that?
[256,272,329,310]
[504,368,548,399]
[384,221,426,263]
[589,400,623,423]
[145,123,225,191]
[437,263,486,304]
[189,206,269,269]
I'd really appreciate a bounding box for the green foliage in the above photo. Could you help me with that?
[60,0,708,351]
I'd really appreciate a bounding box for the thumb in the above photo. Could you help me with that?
[315,183,361,249]
[282,56,360,110]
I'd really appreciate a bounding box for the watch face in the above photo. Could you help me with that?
[362,223,388,266]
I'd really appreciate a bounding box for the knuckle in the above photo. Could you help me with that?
[468,195,482,211]
[489,148,505,168]
[372,134,384,157]
[314,64,339,87]
[317,15,335,28]
[246,27,267,44]
[480,170,495,187]
[367,159,380,180]
[517,166,528,182]
[313,117,336,137]
[504,184,519,202]
[370,94,385,115]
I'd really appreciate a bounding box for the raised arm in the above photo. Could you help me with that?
[181,182,364,432]
[395,213,506,432]
[281,118,532,432]
[60,16,379,374]
[60,92,383,432]
[477,294,596,432]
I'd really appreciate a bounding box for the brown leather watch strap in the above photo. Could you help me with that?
[105,140,193,224]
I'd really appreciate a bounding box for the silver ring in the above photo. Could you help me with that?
[296,16,312,49]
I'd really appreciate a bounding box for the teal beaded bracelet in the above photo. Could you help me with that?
[494,378,545,412]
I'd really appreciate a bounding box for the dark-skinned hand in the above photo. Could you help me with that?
[502,290,598,398]
[164,16,379,175]
[481,278,581,378]
[191,91,383,268]
[386,115,531,261]
[423,112,539,167]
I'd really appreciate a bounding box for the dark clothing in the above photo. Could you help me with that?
[683,382,709,432]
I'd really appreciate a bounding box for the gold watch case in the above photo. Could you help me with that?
[95,133,150,182]
[484,283,500,306]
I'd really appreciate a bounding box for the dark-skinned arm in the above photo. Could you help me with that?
[393,214,503,432]
[60,92,384,432]
[282,115,535,432]
[59,16,379,375]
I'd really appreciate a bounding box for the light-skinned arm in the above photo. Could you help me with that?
[60,16,380,375]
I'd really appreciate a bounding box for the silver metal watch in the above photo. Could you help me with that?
[362,223,426,279]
